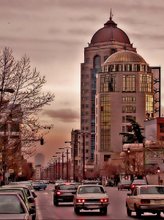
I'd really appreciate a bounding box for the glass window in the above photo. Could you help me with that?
[122,106,136,113]
[123,75,136,92]
[140,74,152,92]
[100,75,116,92]
[146,94,153,113]
[93,55,101,72]
[122,96,136,104]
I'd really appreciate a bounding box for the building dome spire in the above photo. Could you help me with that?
[104,9,117,27]
[110,8,113,21]
[90,11,131,45]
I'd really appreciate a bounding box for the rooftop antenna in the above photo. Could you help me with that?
[110,8,113,20]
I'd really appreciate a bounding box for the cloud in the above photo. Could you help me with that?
[42,108,79,122]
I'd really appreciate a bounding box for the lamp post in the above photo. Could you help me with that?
[53,156,58,181]
[82,133,86,180]
[66,148,69,181]
[58,148,65,180]
[65,141,76,181]
[127,147,130,175]
[157,167,161,185]
[56,152,61,179]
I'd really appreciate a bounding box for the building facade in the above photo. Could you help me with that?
[80,15,161,172]
[80,15,136,166]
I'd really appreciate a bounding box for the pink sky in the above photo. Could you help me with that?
[0,0,164,166]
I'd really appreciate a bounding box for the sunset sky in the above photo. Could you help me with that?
[0,0,164,166]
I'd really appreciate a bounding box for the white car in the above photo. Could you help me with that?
[0,192,34,220]
[74,184,109,215]
[126,185,164,217]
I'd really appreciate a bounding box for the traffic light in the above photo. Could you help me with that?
[40,137,44,145]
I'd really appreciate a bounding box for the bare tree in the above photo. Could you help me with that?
[0,47,55,162]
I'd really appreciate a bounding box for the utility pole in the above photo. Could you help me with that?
[66,148,69,181]
[82,133,86,180]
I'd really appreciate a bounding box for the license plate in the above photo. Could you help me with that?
[88,205,99,209]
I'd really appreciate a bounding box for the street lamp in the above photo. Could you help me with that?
[58,148,65,180]
[157,167,161,185]
[52,156,58,180]
[56,152,62,179]
[127,147,130,175]
[65,141,76,181]
[80,132,94,180]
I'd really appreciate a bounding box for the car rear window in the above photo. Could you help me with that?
[78,186,105,194]
[58,184,77,190]
[0,195,25,214]
[140,186,164,194]
[133,179,147,184]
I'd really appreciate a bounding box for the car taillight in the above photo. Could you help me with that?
[76,198,85,203]
[57,191,62,195]
[131,184,135,188]
[141,199,150,204]
[100,198,109,203]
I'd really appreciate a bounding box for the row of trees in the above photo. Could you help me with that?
[0,47,55,180]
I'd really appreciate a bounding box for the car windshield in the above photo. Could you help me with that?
[58,184,77,190]
[0,195,25,214]
[78,186,105,194]
[140,186,164,194]
[133,179,147,184]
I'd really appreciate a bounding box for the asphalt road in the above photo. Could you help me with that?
[35,184,164,220]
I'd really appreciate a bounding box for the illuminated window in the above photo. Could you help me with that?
[122,96,136,104]
[123,75,136,92]
[100,95,111,151]
[122,106,136,113]
[140,74,152,92]
[100,75,116,92]
[146,94,153,113]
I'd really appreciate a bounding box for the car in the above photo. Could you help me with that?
[82,180,102,185]
[130,179,147,191]
[53,182,79,206]
[0,187,35,219]
[74,184,109,215]
[126,185,164,217]
[2,184,37,220]
[106,179,114,187]
[54,179,66,186]
[32,181,47,191]
[118,179,131,190]
[0,191,35,220]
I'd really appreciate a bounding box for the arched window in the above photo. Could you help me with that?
[93,55,101,72]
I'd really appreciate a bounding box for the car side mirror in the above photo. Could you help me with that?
[28,196,35,203]
[31,191,37,198]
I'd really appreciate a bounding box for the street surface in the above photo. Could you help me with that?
[35,184,164,220]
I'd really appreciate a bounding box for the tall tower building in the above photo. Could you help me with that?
[80,15,136,166]
[80,14,161,173]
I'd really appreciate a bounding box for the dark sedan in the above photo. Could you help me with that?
[130,178,147,191]
[53,182,79,206]
[118,179,131,190]
[32,181,47,191]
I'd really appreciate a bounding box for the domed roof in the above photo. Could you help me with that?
[91,16,130,44]
[104,50,147,65]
